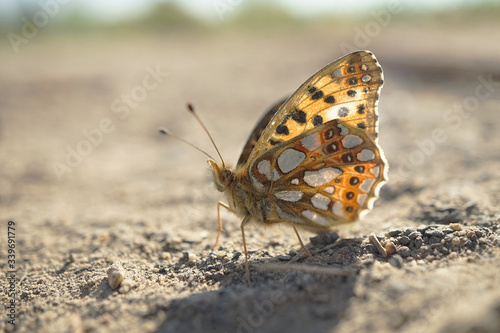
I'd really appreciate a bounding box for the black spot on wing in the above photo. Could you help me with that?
[324,95,335,104]
[354,166,365,173]
[313,115,323,126]
[311,90,324,100]
[342,153,354,163]
[269,139,280,146]
[276,125,289,135]
[347,77,358,85]
[292,109,307,124]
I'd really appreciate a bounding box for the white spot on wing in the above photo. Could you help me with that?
[357,149,375,161]
[300,133,321,150]
[311,193,331,211]
[357,193,367,206]
[275,191,303,202]
[324,186,335,194]
[277,149,306,174]
[291,178,299,185]
[338,124,349,135]
[332,201,346,218]
[360,178,375,192]
[257,160,271,179]
[333,69,343,78]
[362,74,372,82]
[342,135,363,148]
[302,210,331,226]
[325,106,353,123]
[370,165,380,177]
[304,167,342,187]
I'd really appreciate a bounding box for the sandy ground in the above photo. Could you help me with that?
[1,19,500,333]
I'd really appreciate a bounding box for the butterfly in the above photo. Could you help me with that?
[168,50,388,281]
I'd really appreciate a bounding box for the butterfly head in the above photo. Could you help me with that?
[207,159,234,192]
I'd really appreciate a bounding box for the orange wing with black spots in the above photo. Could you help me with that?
[248,118,387,230]
[246,50,383,162]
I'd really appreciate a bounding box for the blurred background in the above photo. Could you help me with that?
[1,1,500,332]
[1,0,499,229]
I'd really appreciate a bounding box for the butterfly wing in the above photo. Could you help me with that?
[249,119,387,230]
[237,97,288,167]
[247,50,384,162]
[243,50,387,230]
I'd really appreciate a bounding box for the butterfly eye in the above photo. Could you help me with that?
[220,170,234,186]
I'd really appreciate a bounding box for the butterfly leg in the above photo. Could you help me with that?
[213,201,231,249]
[240,215,252,284]
[265,219,316,262]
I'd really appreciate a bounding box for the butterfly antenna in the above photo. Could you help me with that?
[159,128,216,161]
[186,103,226,167]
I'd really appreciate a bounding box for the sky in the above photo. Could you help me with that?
[0,0,479,28]
[70,0,469,21]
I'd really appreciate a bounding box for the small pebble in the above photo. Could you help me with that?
[160,252,172,260]
[449,223,462,231]
[388,229,403,237]
[428,236,441,245]
[408,231,420,240]
[451,237,461,246]
[107,262,125,290]
[362,257,375,266]
[310,232,339,247]
[118,279,133,294]
[385,242,397,255]
[388,254,404,268]
[425,229,445,238]
[398,236,411,246]
[397,246,411,258]
[417,225,431,233]
[414,237,423,249]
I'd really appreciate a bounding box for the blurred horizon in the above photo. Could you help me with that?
[1,0,500,33]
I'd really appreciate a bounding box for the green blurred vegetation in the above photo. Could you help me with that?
[2,0,500,36]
